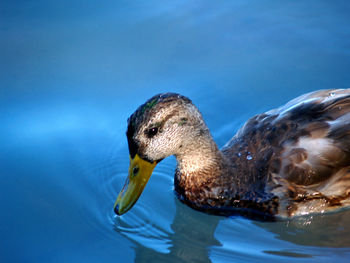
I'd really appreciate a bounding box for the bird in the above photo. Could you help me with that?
[114,89,350,219]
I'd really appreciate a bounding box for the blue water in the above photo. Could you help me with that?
[1,1,350,262]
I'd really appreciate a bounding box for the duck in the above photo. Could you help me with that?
[114,89,350,219]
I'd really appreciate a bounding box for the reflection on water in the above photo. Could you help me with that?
[2,0,350,262]
[257,209,350,248]
[116,198,222,263]
[112,157,221,262]
[113,157,350,262]
[134,199,221,263]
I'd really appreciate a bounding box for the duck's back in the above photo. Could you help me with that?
[223,89,350,217]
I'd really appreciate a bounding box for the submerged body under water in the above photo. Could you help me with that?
[2,0,350,262]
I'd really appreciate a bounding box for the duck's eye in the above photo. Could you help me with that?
[147,127,158,138]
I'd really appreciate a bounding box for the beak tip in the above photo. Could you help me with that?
[114,204,121,216]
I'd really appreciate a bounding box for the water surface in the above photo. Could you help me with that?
[1,1,350,262]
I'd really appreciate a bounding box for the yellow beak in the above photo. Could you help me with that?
[114,154,157,215]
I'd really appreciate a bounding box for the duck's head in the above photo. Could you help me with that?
[114,93,207,215]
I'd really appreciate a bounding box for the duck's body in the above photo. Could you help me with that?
[115,89,350,219]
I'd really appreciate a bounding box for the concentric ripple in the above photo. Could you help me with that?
[112,158,176,253]
[73,139,350,262]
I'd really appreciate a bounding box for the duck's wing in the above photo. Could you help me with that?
[270,89,350,183]
[224,89,350,216]
[263,89,350,215]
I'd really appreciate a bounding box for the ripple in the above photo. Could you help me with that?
[113,205,172,253]
[256,210,350,248]
[74,140,177,250]
[69,143,130,240]
[263,250,313,258]
[112,158,176,253]
[73,138,350,262]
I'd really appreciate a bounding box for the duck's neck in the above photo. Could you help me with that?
[173,131,234,205]
[175,134,222,177]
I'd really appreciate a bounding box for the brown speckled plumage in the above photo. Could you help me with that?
[126,89,350,219]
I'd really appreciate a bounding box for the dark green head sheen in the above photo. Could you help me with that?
[141,98,159,114]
